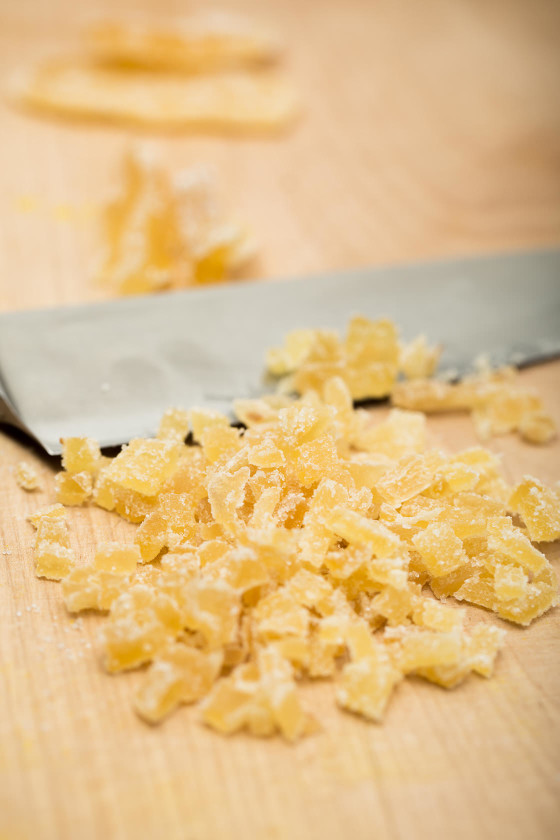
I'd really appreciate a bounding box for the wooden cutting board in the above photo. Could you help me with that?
[1,1,559,838]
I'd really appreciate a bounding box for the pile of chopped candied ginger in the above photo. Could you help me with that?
[26,317,559,741]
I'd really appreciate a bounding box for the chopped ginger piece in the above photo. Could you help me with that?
[135,644,223,724]
[14,461,40,491]
[54,471,93,506]
[61,437,101,474]
[508,476,560,542]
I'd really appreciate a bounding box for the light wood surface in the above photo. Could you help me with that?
[1,1,559,839]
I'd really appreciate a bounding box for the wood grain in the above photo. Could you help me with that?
[1,1,559,839]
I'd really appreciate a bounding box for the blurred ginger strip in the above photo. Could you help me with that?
[97,146,255,296]
[85,11,282,72]
[10,58,298,133]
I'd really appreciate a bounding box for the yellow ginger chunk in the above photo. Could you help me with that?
[14,461,40,491]
[61,437,101,474]
[134,644,223,724]
[203,547,269,593]
[33,511,74,579]
[102,585,183,672]
[493,564,528,601]
[466,624,506,677]
[518,411,556,445]
[399,335,440,380]
[412,599,465,633]
[336,629,402,722]
[454,563,558,626]
[201,647,314,741]
[412,521,468,578]
[182,580,241,650]
[386,626,463,673]
[372,586,418,627]
[12,59,299,133]
[157,408,190,443]
[356,409,426,460]
[86,12,282,72]
[416,624,505,688]
[27,503,66,528]
[486,516,547,575]
[320,508,401,557]
[135,492,196,562]
[94,542,140,573]
[508,476,560,542]
[375,453,440,507]
[104,438,181,497]
[62,567,133,613]
[93,467,157,523]
[35,542,75,581]
[254,589,310,640]
[54,471,93,506]
[392,368,556,445]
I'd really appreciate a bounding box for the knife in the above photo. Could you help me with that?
[1,247,559,456]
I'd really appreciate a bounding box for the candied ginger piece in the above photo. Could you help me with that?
[321,507,401,557]
[157,408,190,443]
[355,409,426,460]
[201,648,313,741]
[11,59,299,133]
[54,471,93,506]
[336,633,401,722]
[202,547,269,593]
[412,521,468,578]
[518,410,556,445]
[182,580,241,650]
[61,437,101,474]
[62,566,132,612]
[465,624,506,677]
[508,476,560,542]
[412,599,465,632]
[486,516,547,575]
[254,589,310,640]
[493,563,528,602]
[399,335,440,380]
[134,644,223,724]
[34,543,75,581]
[86,12,282,72]
[27,503,66,528]
[14,461,40,491]
[386,626,462,673]
[415,623,505,688]
[34,515,70,548]
[102,585,183,672]
[266,329,328,377]
[94,542,140,573]
[104,438,181,496]
[375,453,440,507]
[372,586,417,627]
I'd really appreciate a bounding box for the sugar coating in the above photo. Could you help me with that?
[15,461,40,491]
[27,318,560,740]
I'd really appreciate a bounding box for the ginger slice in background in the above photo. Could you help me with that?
[10,58,298,133]
[97,147,255,295]
[85,11,282,73]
